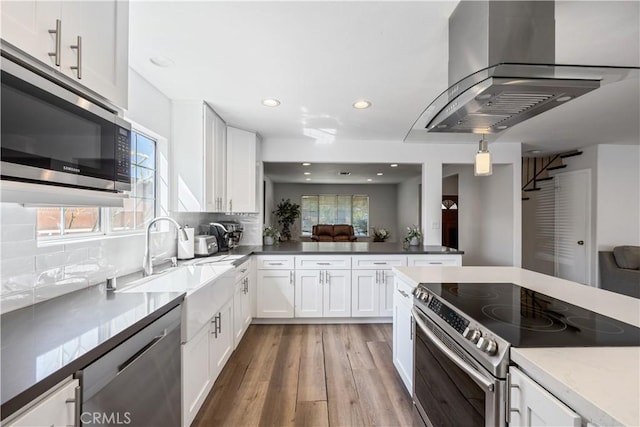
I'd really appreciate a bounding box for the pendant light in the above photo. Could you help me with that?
[474,134,492,176]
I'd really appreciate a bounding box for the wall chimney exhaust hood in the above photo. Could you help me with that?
[411,1,639,135]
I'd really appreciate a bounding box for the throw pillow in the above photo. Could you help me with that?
[613,246,640,270]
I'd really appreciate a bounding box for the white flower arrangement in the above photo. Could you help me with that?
[373,227,390,242]
[404,225,422,243]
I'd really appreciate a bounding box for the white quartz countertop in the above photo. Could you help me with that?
[394,266,640,427]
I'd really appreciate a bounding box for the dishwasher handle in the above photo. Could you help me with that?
[117,332,166,373]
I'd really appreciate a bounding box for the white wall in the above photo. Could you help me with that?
[397,176,421,238]
[264,176,275,227]
[262,139,522,265]
[273,183,399,241]
[597,145,640,250]
[443,164,514,266]
[0,70,176,313]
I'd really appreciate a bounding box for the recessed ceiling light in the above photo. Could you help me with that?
[304,172,311,176]
[262,98,281,107]
[377,172,383,176]
[390,164,398,168]
[367,178,373,182]
[352,100,372,109]
[556,96,572,102]
[149,56,174,67]
[302,163,311,166]
[496,125,508,130]
[305,178,311,181]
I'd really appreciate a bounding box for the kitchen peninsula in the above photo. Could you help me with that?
[395,266,640,427]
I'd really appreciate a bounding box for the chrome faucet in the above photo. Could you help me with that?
[143,216,188,277]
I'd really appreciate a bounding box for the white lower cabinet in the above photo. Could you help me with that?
[210,299,234,380]
[256,269,295,318]
[5,378,79,427]
[393,278,414,394]
[233,261,252,348]
[351,270,394,317]
[294,269,351,317]
[509,366,581,427]
[182,325,212,427]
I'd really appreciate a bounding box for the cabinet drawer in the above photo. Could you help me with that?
[407,255,462,267]
[257,256,294,270]
[295,255,351,270]
[235,260,251,281]
[351,255,407,269]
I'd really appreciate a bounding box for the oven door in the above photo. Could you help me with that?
[412,306,506,427]
[0,57,131,192]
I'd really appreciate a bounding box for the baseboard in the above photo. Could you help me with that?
[251,317,392,325]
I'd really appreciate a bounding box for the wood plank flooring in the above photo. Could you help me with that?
[193,324,415,427]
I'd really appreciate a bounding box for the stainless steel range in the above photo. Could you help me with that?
[411,282,640,427]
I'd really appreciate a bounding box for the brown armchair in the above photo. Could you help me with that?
[311,224,357,242]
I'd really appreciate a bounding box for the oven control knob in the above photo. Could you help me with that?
[463,327,482,344]
[484,339,498,356]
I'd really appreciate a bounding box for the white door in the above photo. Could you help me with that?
[509,367,581,427]
[256,270,294,318]
[351,270,379,317]
[295,270,323,317]
[393,289,413,393]
[182,326,212,427]
[554,170,590,285]
[233,280,244,348]
[323,269,351,317]
[210,300,234,381]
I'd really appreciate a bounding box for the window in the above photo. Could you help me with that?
[301,195,369,236]
[36,130,157,239]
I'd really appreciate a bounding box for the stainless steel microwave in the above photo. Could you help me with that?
[1,53,131,193]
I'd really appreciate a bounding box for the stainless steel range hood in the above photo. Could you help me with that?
[412,1,639,135]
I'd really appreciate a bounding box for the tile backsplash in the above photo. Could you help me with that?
[0,203,261,314]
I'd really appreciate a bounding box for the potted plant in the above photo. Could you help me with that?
[372,227,390,242]
[404,225,422,246]
[272,198,301,241]
[263,226,280,246]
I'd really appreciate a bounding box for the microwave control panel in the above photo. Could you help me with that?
[115,127,131,182]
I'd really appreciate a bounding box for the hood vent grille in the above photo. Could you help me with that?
[425,76,600,133]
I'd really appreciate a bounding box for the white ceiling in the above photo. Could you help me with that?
[129,1,640,155]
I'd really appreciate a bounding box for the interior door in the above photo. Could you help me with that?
[554,170,590,285]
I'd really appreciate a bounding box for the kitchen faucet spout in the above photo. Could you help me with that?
[143,217,188,277]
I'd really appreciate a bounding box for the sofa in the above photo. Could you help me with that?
[599,246,640,298]
[311,224,357,242]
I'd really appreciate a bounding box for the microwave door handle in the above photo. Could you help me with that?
[411,307,494,393]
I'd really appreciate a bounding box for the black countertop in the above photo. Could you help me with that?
[230,242,463,255]
[0,284,184,420]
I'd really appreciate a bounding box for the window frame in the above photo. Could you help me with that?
[300,194,370,237]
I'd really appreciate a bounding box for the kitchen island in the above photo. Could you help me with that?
[394,266,640,427]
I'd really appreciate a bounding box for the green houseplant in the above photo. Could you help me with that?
[262,226,280,245]
[404,225,422,246]
[272,198,301,240]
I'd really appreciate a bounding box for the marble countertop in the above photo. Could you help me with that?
[0,284,184,420]
[238,242,463,255]
[394,266,640,426]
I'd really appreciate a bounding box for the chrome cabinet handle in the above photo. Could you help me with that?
[325,271,330,285]
[216,312,222,334]
[268,262,284,266]
[65,384,82,427]
[70,35,82,79]
[375,270,380,284]
[48,19,62,66]
[289,271,293,285]
[373,262,387,265]
[398,289,409,298]
[381,270,386,284]
[412,307,495,392]
[409,317,413,341]
[319,270,323,284]
[429,262,443,265]
[316,262,330,265]
[229,199,232,212]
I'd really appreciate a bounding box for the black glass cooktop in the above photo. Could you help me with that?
[421,282,640,347]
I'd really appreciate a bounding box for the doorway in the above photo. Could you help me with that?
[442,174,459,249]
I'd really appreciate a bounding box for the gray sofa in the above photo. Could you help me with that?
[599,246,640,298]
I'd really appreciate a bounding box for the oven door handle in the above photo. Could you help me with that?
[412,307,495,393]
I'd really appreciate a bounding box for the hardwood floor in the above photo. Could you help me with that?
[193,324,415,427]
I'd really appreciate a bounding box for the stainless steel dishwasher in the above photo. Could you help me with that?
[79,306,181,426]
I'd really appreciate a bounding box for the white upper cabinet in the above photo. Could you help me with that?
[171,101,226,212]
[1,0,129,108]
[226,126,259,213]
[207,112,226,212]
